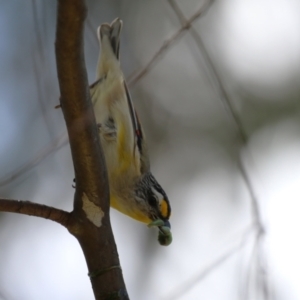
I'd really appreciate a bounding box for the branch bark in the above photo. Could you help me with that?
[0,1,128,299]
[0,1,128,298]
[0,198,71,227]
[55,0,128,299]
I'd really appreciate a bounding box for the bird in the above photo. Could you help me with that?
[90,18,172,246]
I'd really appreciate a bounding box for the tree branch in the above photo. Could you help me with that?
[55,0,128,299]
[0,198,72,228]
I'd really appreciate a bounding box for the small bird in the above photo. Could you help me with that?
[90,18,172,246]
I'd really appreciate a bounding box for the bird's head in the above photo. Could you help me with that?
[135,173,172,245]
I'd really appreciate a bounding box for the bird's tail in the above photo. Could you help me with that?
[97,18,123,60]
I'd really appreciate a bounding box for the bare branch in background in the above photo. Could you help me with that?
[243,230,269,300]
[167,0,267,298]
[127,0,214,87]
[167,0,247,143]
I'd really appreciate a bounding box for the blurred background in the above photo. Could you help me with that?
[0,0,300,299]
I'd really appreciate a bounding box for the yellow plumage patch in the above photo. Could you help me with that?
[110,195,151,223]
[160,199,169,219]
[117,122,132,173]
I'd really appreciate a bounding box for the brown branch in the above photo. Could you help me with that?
[0,198,72,228]
[55,1,128,299]
[127,0,214,87]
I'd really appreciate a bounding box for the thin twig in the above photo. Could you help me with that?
[0,198,72,228]
[237,158,263,229]
[127,0,214,87]
[243,230,268,300]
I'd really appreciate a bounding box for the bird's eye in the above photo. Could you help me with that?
[148,193,157,207]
